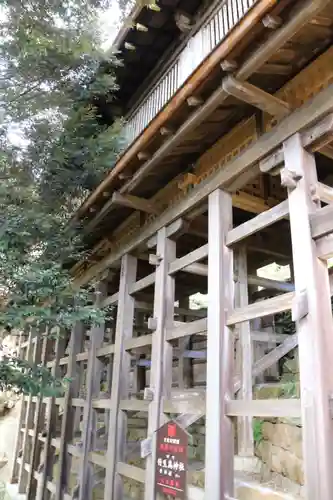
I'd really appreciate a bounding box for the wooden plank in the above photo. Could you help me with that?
[227,292,294,325]
[144,227,176,500]
[166,318,207,341]
[226,200,289,246]
[235,247,253,457]
[284,133,333,499]
[310,204,333,239]
[78,285,106,500]
[77,83,333,287]
[104,254,137,500]
[101,291,119,308]
[169,244,208,275]
[223,76,290,118]
[54,322,84,500]
[205,189,234,500]
[317,233,333,260]
[226,399,301,418]
[111,191,159,214]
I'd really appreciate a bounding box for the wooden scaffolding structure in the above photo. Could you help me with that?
[8,0,333,499]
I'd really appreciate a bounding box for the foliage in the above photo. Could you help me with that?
[253,418,264,445]
[0,0,134,393]
[0,354,66,397]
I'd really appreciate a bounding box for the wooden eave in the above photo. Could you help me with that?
[73,0,333,277]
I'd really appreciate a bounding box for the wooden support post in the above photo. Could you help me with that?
[26,332,52,500]
[178,297,193,389]
[132,310,146,394]
[10,329,30,484]
[284,133,333,500]
[235,247,254,457]
[18,329,43,493]
[205,189,234,500]
[78,285,106,500]
[144,227,176,500]
[36,330,67,500]
[55,322,84,500]
[104,254,137,500]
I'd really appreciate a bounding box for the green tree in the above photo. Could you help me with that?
[0,0,128,393]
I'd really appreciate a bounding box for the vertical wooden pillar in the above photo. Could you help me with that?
[10,329,30,484]
[27,331,52,500]
[235,246,254,457]
[18,328,43,493]
[144,227,176,500]
[104,254,137,500]
[178,297,193,389]
[205,189,234,500]
[36,329,67,500]
[284,133,333,500]
[133,310,147,394]
[55,321,84,500]
[78,284,106,500]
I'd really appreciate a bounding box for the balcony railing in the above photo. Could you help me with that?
[124,0,259,145]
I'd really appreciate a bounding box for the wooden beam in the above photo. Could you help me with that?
[205,189,234,500]
[223,76,290,118]
[260,113,333,174]
[226,200,289,247]
[226,399,301,418]
[255,63,292,75]
[104,255,137,500]
[76,82,333,287]
[111,192,158,214]
[310,204,333,239]
[284,133,333,499]
[168,244,208,275]
[227,292,294,326]
[316,182,333,204]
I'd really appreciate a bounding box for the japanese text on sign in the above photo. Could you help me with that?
[155,422,188,499]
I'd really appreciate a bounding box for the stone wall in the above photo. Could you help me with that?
[255,418,304,498]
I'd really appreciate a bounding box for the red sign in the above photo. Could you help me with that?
[155,420,188,499]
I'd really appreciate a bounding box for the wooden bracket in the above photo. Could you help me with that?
[291,290,309,322]
[223,76,290,118]
[221,59,238,72]
[149,254,162,266]
[280,168,303,190]
[259,148,284,175]
[111,192,158,214]
[143,387,154,401]
[160,126,173,136]
[262,14,282,29]
[187,96,203,107]
[147,317,157,330]
[178,173,198,192]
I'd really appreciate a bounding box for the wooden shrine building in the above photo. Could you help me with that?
[9,1,333,499]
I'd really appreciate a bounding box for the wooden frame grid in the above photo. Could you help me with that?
[9,97,333,500]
